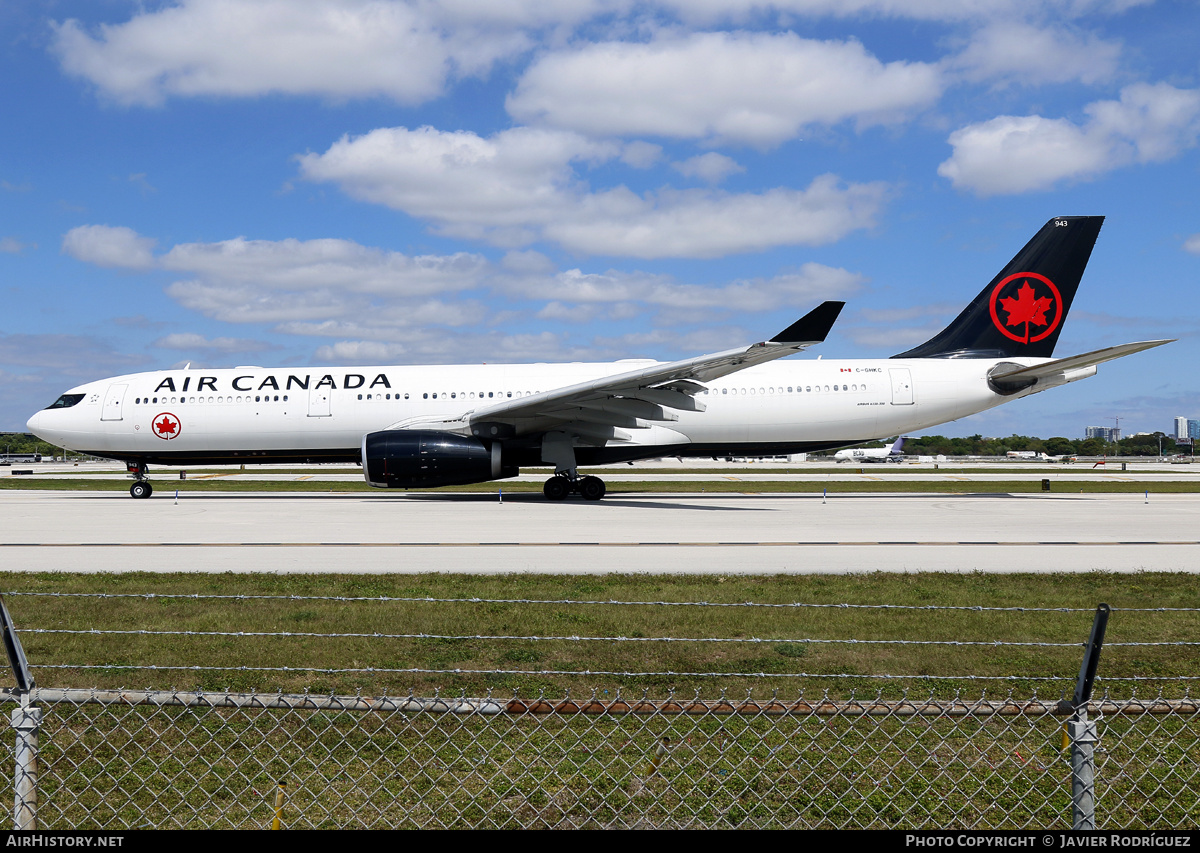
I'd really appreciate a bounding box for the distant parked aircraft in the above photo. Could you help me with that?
[834,436,907,463]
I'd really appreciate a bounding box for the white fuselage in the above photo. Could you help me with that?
[26,355,1066,465]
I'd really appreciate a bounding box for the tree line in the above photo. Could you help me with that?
[853,432,1191,458]
[0,433,90,460]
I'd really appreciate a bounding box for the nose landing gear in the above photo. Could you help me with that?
[127,461,153,499]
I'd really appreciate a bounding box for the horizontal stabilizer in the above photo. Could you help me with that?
[770,301,844,344]
[990,340,1174,385]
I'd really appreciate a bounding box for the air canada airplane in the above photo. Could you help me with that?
[27,216,1170,500]
[834,436,907,464]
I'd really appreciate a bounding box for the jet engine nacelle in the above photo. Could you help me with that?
[362,429,516,489]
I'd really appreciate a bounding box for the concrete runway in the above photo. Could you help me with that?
[2,489,1196,574]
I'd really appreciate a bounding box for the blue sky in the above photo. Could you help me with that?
[1,0,1197,438]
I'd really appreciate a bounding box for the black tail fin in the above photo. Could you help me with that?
[893,216,1103,359]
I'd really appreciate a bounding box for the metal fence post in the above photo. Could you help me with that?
[1068,712,1099,830]
[1061,603,1109,831]
[11,700,40,830]
[1,595,39,831]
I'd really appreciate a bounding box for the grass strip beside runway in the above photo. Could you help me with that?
[2,570,1196,698]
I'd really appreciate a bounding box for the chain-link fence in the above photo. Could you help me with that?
[3,687,1199,829]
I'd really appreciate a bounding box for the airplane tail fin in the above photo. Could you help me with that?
[890,436,906,454]
[893,216,1104,359]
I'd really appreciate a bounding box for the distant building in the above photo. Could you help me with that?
[1191,420,1200,441]
[1177,417,1191,440]
[1085,426,1121,442]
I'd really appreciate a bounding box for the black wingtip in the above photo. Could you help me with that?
[770,301,845,344]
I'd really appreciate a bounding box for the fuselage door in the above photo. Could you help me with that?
[100,384,128,421]
[888,369,914,405]
[308,388,331,417]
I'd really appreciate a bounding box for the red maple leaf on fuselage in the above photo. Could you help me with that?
[999,281,1054,344]
[155,416,178,436]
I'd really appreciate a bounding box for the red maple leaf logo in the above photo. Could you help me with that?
[999,281,1055,344]
[152,413,180,440]
[989,273,1062,345]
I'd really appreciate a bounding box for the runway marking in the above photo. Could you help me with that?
[4,541,1199,548]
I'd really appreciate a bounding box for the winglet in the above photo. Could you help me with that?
[769,301,845,344]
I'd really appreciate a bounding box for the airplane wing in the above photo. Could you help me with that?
[989,339,1173,393]
[383,301,842,443]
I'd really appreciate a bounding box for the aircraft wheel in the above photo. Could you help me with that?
[543,477,570,501]
[579,476,606,501]
[130,481,153,499]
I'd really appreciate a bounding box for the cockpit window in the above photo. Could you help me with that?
[45,393,85,410]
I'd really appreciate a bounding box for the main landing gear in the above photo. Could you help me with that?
[127,461,153,499]
[540,432,606,501]
[542,473,606,502]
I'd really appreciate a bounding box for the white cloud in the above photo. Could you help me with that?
[64,224,492,327]
[160,236,488,294]
[1,237,32,254]
[0,333,149,374]
[1184,234,1200,255]
[536,302,606,323]
[503,262,864,309]
[948,20,1121,87]
[298,125,618,240]
[673,152,745,183]
[152,333,272,353]
[938,83,1200,195]
[51,0,536,106]
[507,31,944,147]
[311,329,589,365]
[543,176,887,258]
[60,222,874,363]
[61,225,157,269]
[300,125,887,257]
[166,282,363,324]
[620,141,664,169]
[656,0,1152,24]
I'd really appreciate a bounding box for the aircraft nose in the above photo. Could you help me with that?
[26,410,42,435]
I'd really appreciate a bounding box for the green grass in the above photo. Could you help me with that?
[3,571,1197,699]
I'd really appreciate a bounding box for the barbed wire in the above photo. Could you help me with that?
[6,591,1189,612]
[26,662,1200,681]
